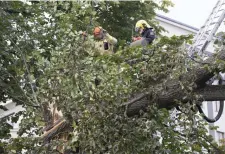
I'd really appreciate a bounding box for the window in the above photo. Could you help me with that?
[217,131,225,146]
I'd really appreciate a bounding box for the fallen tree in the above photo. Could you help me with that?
[40,47,225,153]
[126,49,225,116]
[1,1,225,154]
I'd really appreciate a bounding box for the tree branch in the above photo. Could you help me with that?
[121,92,149,106]
[126,49,225,117]
[196,85,225,101]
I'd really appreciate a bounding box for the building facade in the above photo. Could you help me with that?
[0,101,23,138]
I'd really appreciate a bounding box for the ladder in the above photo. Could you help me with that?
[188,0,225,57]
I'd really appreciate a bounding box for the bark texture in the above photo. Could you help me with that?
[127,49,225,117]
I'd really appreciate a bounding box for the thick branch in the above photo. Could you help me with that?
[126,49,225,117]
[182,49,225,86]
[196,85,225,101]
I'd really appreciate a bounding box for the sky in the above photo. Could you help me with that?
[158,0,218,28]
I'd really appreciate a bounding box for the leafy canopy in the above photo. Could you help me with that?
[0,1,222,154]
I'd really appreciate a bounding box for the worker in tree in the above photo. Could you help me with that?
[93,26,118,54]
[130,20,155,47]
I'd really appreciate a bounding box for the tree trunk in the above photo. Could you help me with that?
[127,49,225,117]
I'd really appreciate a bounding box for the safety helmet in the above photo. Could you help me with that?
[93,26,102,36]
[135,20,150,32]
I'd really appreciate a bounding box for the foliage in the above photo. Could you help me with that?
[215,31,225,47]
[0,1,223,154]
[219,138,225,151]
[93,0,174,41]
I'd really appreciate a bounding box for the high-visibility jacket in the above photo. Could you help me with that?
[94,33,117,55]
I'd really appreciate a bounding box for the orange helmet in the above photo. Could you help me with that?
[93,26,102,36]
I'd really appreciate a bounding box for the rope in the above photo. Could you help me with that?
[81,1,95,42]
[187,44,224,65]
[85,1,95,34]
[2,9,41,107]
[8,37,40,107]
[187,55,209,65]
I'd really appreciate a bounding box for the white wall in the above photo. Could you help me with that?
[155,15,198,37]
[0,101,24,138]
